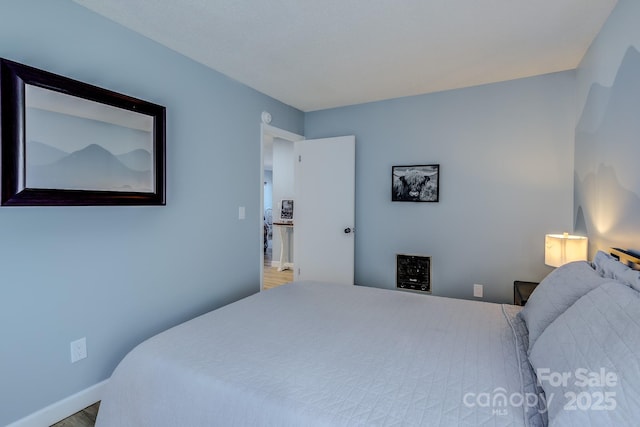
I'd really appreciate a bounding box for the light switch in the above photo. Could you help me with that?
[238,206,245,220]
[473,284,483,298]
[70,337,87,363]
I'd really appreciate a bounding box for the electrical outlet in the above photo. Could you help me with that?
[473,284,484,298]
[70,337,87,363]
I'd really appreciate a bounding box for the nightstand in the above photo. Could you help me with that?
[514,281,539,306]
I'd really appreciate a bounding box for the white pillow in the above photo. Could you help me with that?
[593,250,640,292]
[519,261,609,352]
[528,282,640,425]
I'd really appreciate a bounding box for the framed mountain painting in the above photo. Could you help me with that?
[0,58,165,206]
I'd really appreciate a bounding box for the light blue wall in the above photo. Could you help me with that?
[0,1,303,424]
[574,0,640,256]
[4,0,627,423]
[305,72,577,302]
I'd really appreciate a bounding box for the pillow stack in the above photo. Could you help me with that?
[518,251,640,425]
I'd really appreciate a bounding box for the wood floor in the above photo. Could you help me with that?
[263,242,293,289]
[51,402,99,427]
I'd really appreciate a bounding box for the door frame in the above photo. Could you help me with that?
[260,123,304,291]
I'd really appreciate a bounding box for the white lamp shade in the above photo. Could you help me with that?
[545,233,588,267]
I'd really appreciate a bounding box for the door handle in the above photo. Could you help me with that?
[344,227,353,234]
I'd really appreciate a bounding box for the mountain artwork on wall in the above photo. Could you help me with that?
[0,57,165,206]
[25,86,154,193]
[574,46,640,249]
[27,142,152,192]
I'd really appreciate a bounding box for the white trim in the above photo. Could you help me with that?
[262,123,304,143]
[7,380,108,427]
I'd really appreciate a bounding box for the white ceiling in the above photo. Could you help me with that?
[72,0,617,112]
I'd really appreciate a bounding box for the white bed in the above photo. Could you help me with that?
[96,250,640,426]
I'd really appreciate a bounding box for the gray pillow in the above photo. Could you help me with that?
[519,261,609,352]
[528,282,640,425]
[592,250,625,278]
[593,250,640,292]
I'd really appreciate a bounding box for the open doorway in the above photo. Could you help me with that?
[262,163,292,289]
[260,123,303,291]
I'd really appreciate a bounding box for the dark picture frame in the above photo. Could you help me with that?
[280,199,294,221]
[0,58,166,206]
[392,164,439,202]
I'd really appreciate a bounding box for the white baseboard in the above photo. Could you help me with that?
[270,261,294,270]
[7,379,108,427]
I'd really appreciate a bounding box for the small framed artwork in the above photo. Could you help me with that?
[0,58,166,206]
[392,164,439,202]
[280,199,294,222]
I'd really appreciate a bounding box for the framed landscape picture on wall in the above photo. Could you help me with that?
[392,164,439,202]
[0,58,166,206]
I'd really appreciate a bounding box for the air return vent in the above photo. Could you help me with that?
[396,254,431,293]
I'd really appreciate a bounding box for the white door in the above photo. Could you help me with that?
[293,136,355,285]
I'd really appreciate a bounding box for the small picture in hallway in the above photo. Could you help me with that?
[280,199,294,221]
[392,164,440,202]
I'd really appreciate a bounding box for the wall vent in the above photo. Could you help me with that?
[396,254,431,293]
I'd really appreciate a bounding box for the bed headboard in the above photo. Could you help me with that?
[610,248,640,271]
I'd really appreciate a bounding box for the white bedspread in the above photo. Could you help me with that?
[96,281,543,426]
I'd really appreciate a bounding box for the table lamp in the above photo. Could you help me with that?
[545,232,588,267]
